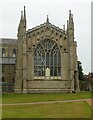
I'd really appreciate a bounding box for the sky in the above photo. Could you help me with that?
[0,0,91,74]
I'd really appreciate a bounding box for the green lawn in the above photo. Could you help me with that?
[2,92,91,104]
[2,92,92,118]
[3,101,91,118]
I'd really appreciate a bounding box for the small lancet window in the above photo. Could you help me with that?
[2,48,5,57]
[13,48,16,57]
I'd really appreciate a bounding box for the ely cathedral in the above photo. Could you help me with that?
[1,6,80,93]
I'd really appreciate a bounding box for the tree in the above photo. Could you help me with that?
[78,61,84,80]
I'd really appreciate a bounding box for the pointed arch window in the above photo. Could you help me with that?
[34,39,61,77]
[13,48,16,57]
[2,48,5,57]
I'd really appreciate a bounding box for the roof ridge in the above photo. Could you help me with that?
[27,22,67,34]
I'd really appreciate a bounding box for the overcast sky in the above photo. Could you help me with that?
[0,0,91,74]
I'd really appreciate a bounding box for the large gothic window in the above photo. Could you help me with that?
[34,39,61,78]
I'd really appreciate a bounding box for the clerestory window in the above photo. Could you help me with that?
[34,39,61,77]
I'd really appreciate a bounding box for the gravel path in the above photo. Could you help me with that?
[1,98,92,108]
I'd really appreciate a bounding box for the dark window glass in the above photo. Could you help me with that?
[54,67,57,76]
[2,65,4,73]
[13,49,16,54]
[13,78,15,83]
[58,67,61,76]
[50,67,54,76]
[2,77,5,82]
[46,53,49,66]
[2,48,5,57]
[2,48,5,53]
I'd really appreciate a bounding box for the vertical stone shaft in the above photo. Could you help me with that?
[23,36,27,93]
[15,6,27,93]
[68,10,75,92]
[15,11,24,93]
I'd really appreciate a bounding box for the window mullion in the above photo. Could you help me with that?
[41,51,43,77]
[57,53,58,77]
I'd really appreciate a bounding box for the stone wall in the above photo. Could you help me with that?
[26,80,71,93]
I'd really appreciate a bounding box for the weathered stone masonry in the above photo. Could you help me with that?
[15,6,80,93]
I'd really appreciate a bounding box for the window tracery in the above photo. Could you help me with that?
[34,39,61,77]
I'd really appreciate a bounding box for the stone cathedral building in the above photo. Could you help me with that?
[15,7,79,93]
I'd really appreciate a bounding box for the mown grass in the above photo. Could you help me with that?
[2,101,91,118]
[2,92,91,104]
[2,92,92,118]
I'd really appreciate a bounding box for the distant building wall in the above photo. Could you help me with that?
[0,38,17,92]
